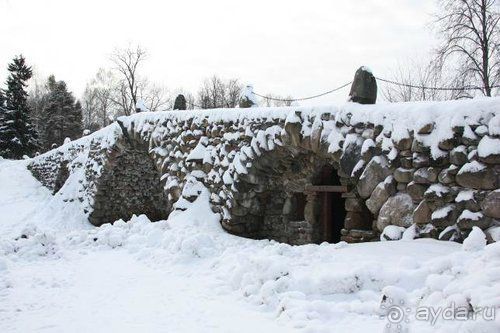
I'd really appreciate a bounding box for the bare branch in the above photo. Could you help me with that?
[434,0,500,96]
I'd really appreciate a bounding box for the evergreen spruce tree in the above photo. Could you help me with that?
[0,55,38,159]
[71,101,83,138]
[0,89,5,107]
[40,75,83,149]
[0,90,6,155]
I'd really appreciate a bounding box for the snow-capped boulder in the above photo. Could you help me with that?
[456,161,497,190]
[437,165,458,184]
[394,167,414,183]
[431,204,458,228]
[380,225,406,241]
[449,145,468,165]
[485,225,500,243]
[478,136,500,164]
[376,193,415,231]
[457,210,491,230]
[366,176,396,215]
[357,156,391,198]
[413,167,440,184]
[413,200,431,225]
[481,190,500,219]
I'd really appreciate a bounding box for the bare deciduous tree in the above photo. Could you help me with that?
[137,80,171,112]
[197,76,242,109]
[382,59,470,102]
[435,0,500,96]
[225,79,243,108]
[82,47,172,131]
[111,45,147,115]
[260,94,294,107]
[82,69,117,131]
[82,86,99,131]
[198,76,225,109]
[184,92,196,109]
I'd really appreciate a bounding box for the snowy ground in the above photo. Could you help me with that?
[0,158,499,333]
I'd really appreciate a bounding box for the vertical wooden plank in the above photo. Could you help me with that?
[321,192,333,242]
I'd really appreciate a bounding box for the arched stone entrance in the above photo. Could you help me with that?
[224,147,348,245]
[89,142,170,226]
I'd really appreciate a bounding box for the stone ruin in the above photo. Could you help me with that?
[28,98,500,245]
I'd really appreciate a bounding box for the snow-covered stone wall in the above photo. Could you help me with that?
[28,98,500,244]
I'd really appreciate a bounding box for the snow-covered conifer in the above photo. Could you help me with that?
[39,75,83,150]
[0,55,38,159]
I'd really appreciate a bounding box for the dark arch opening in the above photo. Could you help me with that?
[226,147,347,245]
[89,146,170,226]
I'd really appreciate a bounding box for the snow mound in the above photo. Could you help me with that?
[463,227,487,251]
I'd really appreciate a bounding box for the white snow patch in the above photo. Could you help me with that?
[425,183,450,198]
[381,225,406,241]
[488,114,500,136]
[432,205,453,219]
[478,135,500,158]
[455,190,476,202]
[462,227,487,251]
[458,210,483,222]
[458,161,486,174]
[486,226,500,242]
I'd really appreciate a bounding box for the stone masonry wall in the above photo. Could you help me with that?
[89,145,169,226]
[28,99,500,245]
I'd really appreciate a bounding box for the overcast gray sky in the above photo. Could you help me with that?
[0,0,438,105]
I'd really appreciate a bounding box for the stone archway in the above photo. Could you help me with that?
[224,146,348,245]
[88,141,170,226]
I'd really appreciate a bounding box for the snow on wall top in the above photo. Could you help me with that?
[28,97,500,240]
[118,96,499,127]
[29,96,499,175]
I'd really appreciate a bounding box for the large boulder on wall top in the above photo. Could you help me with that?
[349,66,377,104]
[173,94,187,110]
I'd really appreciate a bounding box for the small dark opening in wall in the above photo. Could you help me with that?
[290,192,307,221]
[316,165,346,243]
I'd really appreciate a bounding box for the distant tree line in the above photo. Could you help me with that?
[80,45,285,133]
[0,47,287,159]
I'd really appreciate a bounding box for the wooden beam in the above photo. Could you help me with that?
[304,185,348,193]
